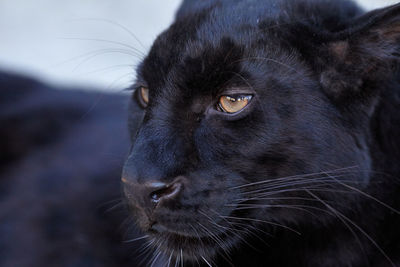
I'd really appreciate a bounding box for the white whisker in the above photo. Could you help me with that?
[202,256,213,267]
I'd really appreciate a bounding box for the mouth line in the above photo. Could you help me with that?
[148,231,228,262]
[149,223,236,252]
[149,223,217,239]
[148,217,234,238]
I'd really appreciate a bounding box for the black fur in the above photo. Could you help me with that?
[123,0,400,266]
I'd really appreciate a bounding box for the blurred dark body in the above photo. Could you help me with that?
[0,71,139,267]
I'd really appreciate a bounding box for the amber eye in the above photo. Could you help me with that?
[136,86,149,107]
[218,95,253,113]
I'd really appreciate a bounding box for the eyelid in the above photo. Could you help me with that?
[222,94,253,99]
[218,87,255,96]
[133,83,148,91]
[132,76,147,88]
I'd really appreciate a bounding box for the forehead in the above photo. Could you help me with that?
[137,5,305,98]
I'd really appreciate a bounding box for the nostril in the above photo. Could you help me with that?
[150,182,182,203]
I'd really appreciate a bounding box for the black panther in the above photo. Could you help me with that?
[122,0,400,266]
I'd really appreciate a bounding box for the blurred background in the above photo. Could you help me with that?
[0,0,398,92]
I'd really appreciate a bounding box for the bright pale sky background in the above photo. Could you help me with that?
[0,0,398,91]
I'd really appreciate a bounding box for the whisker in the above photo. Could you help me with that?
[227,204,320,217]
[202,256,213,267]
[174,251,179,267]
[71,50,138,72]
[180,248,184,267]
[197,222,233,264]
[68,18,148,50]
[238,176,356,196]
[324,172,400,215]
[241,185,360,199]
[54,48,140,67]
[306,190,396,267]
[78,64,134,76]
[197,223,225,250]
[229,166,359,190]
[96,197,124,209]
[202,210,258,252]
[59,37,146,57]
[123,235,149,243]
[105,72,135,91]
[168,251,173,267]
[150,250,162,267]
[189,223,208,259]
[104,201,125,213]
[226,71,256,92]
[136,238,156,266]
[304,191,370,265]
[231,196,332,203]
[221,215,301,235]
[199,210,232,234]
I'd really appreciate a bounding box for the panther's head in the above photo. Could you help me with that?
[121,1,400,264]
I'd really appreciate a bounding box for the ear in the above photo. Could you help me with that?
[319,3,400,102]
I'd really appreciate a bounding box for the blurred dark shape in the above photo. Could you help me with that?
[0,71,141,267]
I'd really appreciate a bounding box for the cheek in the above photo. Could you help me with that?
[187,171,242,219]
[323,127,372,185]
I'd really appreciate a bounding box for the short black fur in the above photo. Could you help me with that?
[123,1,400,266]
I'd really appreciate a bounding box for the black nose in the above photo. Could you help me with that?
[122,178,183,208]
[149,182,182,203]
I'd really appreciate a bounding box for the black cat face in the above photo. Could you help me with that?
[122,1,400,264]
